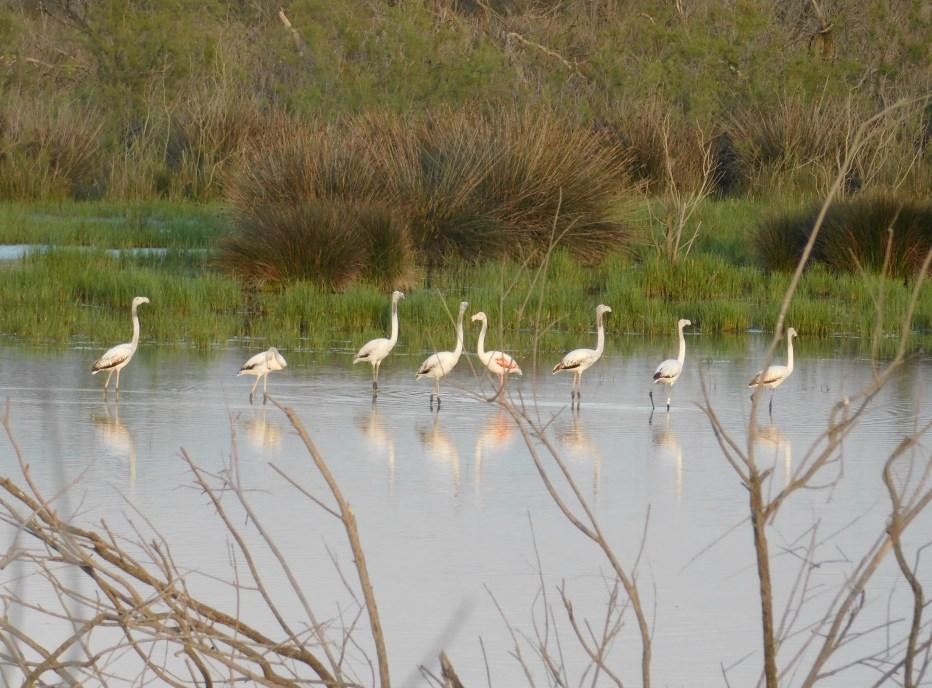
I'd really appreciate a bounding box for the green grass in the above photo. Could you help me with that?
[0,201,225,249]
[0,200,929,354]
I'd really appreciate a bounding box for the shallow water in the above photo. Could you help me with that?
[0,338,929,686]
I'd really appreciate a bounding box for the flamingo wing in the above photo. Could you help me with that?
[91,343,133,373]
[354,338,387,363]
[553,348,593,373]
[239,351,268,374]
[494,352,522,375]
[653,358,682,382]
[749,365,788,387]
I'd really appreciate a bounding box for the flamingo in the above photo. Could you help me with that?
[471,311,522,395]
[552,304,612,408]
[238,347,288,405]
[354,290,404,392]
[91,296,150,398]
[415,301,469,409]
[748,327,798,417]
[650,318,692,412]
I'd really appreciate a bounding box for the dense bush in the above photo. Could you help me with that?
[756,195,932,277]
[221,109,634,288]
[219,199,415,290]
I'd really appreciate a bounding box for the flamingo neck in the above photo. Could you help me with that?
[389,300,399,345]
[476,318,487,357]
[130,304,141,350]
[676,322,687,366]
[786,335,794,374]
[453,310,465,357]
[595,312,605,356]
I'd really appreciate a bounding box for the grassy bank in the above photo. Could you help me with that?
[0,201,929,354]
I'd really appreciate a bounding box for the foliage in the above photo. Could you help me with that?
[0,1,929,200]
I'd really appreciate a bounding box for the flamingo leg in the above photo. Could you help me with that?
[249,375,260,404]
[372,361,380,391]
[104,370,114,396]
[115,368,121,396]
[667,385,672,412]
[768,393,774,418]
[434,377,441,410]
[649,388,655,410]
[263,372,269,405]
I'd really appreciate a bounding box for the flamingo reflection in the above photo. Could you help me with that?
[355,403,396,488]
[416,414,461,495]
[651,414,683,498]
[757,424,792,486]
[92,403,137,489]
[242,408,283,450]
[474,410,516,489]
[556,410,603,499]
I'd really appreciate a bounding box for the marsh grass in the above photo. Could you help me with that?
[0,201,224,248]
[2,201,929,352]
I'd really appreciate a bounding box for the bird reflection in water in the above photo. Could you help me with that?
[416,414,461,495]
[91,402,136,489]
[243,408,283,450]
[556,410,603,500]
[474,410,516,491]
[757,424,792,486]
[355,403,396,489]
[651,413,683,498]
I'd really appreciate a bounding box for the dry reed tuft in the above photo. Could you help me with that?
[756,194,932,277]
[0,95,103,200]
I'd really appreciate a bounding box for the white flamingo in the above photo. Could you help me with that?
[749,327,798,417]
[91,296,150,397]
[354,290,404,392]
[552,304,612,408]
[471,311,522,395]
[650,318,693,412]
[238,347,288,405]
[416,301,469,409]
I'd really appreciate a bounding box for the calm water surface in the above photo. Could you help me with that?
[1,337,929,686]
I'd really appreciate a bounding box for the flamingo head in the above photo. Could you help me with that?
[132,296,150,308]
[459,301,469,314]
[787,327,798,339]
[678,318,692,329]
[596,304,612,316]
[391,290,405,303]
[471,311,487,324]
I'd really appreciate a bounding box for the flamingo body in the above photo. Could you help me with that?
[553,304,611,408]
[239,346,287,404]
[471,312,522,393]
[91,296,150,396]
[650,318,692,411]
[749,327,798,416]
[354,291,404,391]
[416,301,469,408]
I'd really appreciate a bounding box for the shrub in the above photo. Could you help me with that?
[0,96,103,200]
[219,198,414,290]
[222,107,634,288]
[819,195,932,277]
[756,194,932,278]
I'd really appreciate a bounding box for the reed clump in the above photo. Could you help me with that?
[0,96,103,200]
[756,194,932,278]
[220,108,634,288]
